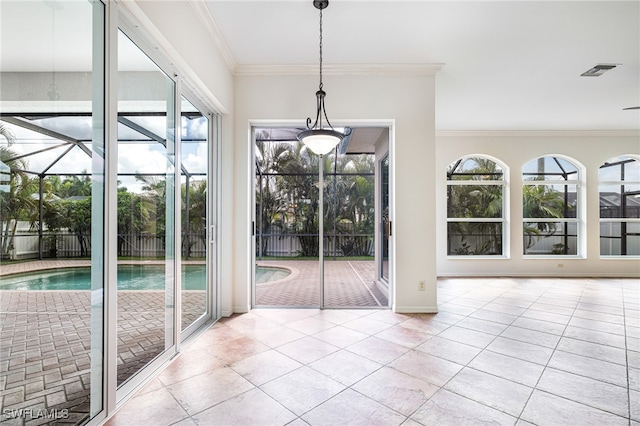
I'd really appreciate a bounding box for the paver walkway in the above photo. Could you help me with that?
[256,260,388,307]
[0,289,206,426]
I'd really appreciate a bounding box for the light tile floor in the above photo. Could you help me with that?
[104,277,639,426]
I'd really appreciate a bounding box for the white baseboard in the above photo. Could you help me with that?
[231,305,250,315]
[393,305,438,314]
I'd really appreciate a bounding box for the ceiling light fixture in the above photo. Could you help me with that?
[580,63,618,77]
[297,0,348,156]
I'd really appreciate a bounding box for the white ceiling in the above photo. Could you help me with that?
[205,0,640,131]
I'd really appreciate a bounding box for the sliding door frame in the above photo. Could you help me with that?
[89,5,222,424]
[249,120,395,310]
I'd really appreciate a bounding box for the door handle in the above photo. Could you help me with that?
[209,225,216,244]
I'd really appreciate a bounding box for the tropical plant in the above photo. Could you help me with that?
[64,197,92,257]
[0,122,16,146]
[522,183,572,250]
[254,138,377,258]
[255,140,291,256]
[182,178,207,258]
[447,157,503,255]
[271,142,320,256]
[136,175,168,248]
[55,173,92,198]
[0,142,39,258]
[117,187,149,256]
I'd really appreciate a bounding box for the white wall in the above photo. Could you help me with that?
[234,71,439,313]
[436,131,640,277]
[128,1,233,112]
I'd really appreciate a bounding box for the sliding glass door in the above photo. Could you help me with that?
[254,128,320,306]
[323,152,382,308]
[180,96,212,333]
[0,2,220,423]
[253,127,389,308]
[380,154,390,282]
[0,0,106,422]
[116,29,176,387]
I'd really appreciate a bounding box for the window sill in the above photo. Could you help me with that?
[447,255,509,260]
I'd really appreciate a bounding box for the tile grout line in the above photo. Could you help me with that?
[516,278,631,422]
[406,277,526,422]
[511,277,587,422]
[622,280,632,422]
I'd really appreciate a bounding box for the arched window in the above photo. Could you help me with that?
[447,156,506,256]
[599,155,640,256]
[522,156,581,256]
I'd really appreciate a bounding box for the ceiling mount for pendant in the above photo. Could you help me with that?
[297,0,348,156]
[313,0,329,10]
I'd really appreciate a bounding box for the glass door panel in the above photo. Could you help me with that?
[254,133,320,307]
[252,128,390,309]
[0,1,105,422]
[180,96,208,331]
[323,153,381,308]
[116,30,175,387]
[380,154,390,282]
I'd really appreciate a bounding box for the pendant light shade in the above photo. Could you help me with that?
[297,0,347,155]
[297,129,343,155]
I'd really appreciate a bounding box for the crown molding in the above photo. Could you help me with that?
[435,130,640,138]
[188,0,238,72]
[234,63,444,77]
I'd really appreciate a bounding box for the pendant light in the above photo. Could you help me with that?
[297,0,346,155]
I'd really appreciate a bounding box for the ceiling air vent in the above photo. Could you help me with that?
[581,63,618,77]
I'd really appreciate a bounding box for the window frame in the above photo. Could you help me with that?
[446,155,508,258]
[599,155,640,258]
[522,156,583,258]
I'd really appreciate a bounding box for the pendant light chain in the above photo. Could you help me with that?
[318,7,323,91]
[297,0,346,155]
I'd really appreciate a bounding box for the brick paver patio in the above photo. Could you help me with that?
[256,260,388,307]
[0,259,385,425]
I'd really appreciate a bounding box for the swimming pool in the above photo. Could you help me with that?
[0,265,206,291]
[0,265,290,290]
[255,266,291,283]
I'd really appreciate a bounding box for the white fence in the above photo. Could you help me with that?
[3,221,207,259]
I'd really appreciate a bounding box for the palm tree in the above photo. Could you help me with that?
[270,142,320,256]
[117,187,149,257]
[522,183,571,251]
[182,179,207,258]
[0,122,16,146]
[255,140,291,256]
[447,157,504,255]
[0,146,37,258]
[136,175,169,251]
[52,197,92,257]
[1,123,32,258]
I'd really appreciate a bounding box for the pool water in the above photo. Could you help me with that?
[0,265,206,291]
[0,265,290,290]
[256,266,290,283]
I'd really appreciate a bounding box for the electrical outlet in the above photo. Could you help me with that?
[418,281,425,291]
